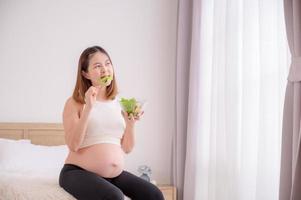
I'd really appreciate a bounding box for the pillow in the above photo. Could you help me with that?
[0,138,31,169]
[0,139,68,173]
[0,138,30,144]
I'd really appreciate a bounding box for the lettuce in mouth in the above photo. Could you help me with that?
[119,98,142,117]
[98,75,113,86]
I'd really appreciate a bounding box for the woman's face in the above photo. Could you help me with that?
[82,52,114,87]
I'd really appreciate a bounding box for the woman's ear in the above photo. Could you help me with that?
[81,70,90,80]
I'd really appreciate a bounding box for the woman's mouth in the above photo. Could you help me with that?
[98,75,113,86]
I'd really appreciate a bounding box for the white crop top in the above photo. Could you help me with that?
[79,98,126,148]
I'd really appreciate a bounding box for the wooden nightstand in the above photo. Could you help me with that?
[158,185,177,200]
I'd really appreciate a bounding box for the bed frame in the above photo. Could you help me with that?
[0,122,65,146]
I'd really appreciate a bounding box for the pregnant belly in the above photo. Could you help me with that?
[65,143,125,178]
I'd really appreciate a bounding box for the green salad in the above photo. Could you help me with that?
[119,98,142,117]
[98,75,113,86]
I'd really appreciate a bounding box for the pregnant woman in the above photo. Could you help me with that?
[59,46,164,200]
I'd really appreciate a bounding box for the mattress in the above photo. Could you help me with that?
[0,170,75,200]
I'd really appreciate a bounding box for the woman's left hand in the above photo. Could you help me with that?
[121,110,144,127]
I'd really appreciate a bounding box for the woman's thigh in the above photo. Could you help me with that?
[111,171,164,200]
[59,164,124,200]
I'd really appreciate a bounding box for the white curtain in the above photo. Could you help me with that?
[183,0,290,200]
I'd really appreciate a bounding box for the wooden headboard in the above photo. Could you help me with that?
[0,123,65,146]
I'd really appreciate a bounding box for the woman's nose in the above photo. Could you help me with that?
[99,66,105,72]
[100,69,107,75]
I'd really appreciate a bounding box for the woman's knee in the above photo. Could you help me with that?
[104,187,124,200]
[150,186,164,200]
[142,184,164,200]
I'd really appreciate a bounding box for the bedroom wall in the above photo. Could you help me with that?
[0,0,178,184]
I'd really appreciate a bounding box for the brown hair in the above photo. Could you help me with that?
[72,46,118,104]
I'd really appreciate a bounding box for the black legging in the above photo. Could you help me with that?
[59,164,164,200]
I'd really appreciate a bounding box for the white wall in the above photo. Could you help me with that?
[0,0,178,184]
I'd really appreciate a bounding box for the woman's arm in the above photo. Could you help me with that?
[121,124,135,154]
[121,111,144,153]
[63,98,92,152]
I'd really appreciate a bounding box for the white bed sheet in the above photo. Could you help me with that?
[0,170,75,200]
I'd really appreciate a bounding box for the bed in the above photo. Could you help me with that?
[0,122,129,200]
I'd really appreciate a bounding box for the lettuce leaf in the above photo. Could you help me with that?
[119,98,138,115]
[98,75,113,86]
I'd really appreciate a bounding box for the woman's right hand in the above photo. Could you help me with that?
[84,86,100,109]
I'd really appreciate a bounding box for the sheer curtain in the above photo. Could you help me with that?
[182,0,290,200]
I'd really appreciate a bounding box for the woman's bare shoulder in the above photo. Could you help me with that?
[64,97,83,116]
